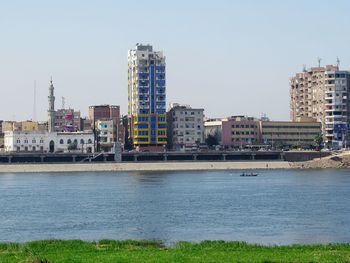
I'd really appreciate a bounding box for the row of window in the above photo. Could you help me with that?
[262,132,319,136]
[232,131,256,135]
[174,131,202,136]
[59,138,93,144]
[231,138,256,142]
[16,139,44,144]
[263,126,320,129]
[173,111,201,115]
[177,138,202,142]
[172,118,202,122]
[264,139,315,142]
[134,138,167,142]
[138,109,166,114]
[232,125,257,128]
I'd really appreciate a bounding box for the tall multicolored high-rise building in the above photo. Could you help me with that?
[127,44,167,150]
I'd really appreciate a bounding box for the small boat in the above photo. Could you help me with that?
[240,172,258,177]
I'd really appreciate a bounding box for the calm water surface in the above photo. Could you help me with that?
[0,169,350,245]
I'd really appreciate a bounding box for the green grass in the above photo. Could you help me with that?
[0,240,350,263]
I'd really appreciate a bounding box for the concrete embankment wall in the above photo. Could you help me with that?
[0,151,329,164]
[283,151,331,162]
[0,161,291,173]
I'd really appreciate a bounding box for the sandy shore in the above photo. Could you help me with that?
[291,151,350,169]
[0,161,291,173]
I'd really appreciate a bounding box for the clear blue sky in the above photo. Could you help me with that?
[1,0,349,121]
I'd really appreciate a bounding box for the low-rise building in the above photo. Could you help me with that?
[260,119,321,149]
[206,116,322,149]
[89,105,124,143]
[222,116,260,148]
[204,118,223,145]
[55,109,81,132]
[167,103,204,151]
[97,120,115,152]
[3,121,47,132]
[4,131,94,153]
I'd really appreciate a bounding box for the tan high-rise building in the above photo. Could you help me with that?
[290,65,350,148]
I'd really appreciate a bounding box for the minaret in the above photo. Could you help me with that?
[48,77,55,132]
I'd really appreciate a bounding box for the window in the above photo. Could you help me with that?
[67,139,72,144]
[60,139,64,144]
[88,139,92,144]
[32,139,36,143]
[74,139,78,144]
[80,139,84,144]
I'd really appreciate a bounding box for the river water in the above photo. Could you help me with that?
[0,169,349,245]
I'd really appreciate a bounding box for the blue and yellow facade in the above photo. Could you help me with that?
[128,44,167,148]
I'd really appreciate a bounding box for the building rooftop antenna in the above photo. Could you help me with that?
[33,80,37,121]
[337,57,340,69]
[62,96,66,109]
[317,57,322,67]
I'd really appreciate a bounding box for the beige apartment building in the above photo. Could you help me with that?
[221,116,260,148]
[290,64,350,148]
[167,103,204,151]
[3,121,47,132]
[260,118,321,148]
[215,116,321,149]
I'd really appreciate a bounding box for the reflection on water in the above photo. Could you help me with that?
[0,169,350,244]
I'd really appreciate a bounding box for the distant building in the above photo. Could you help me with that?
[96,120,115,152]
[259,118,321,149]
[55,109,81,132]
[89,105,124,143]
[4,131,94,153]
[206,116,321,149]
[3,121,47,132]
[128,44,167,151]
[221,116,260,148]
[204,118,223,145]
[48,78,55,133]
[0,120,4,149]
[81,117,92,132]
[290,64,350,148]
[167,103,204,151]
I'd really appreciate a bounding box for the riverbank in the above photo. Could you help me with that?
[291,151,350,169]
[0,240,349,263]
[0,161,290,173]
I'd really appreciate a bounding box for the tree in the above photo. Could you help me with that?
[68,142,78,151]
[275,141,286,150]
[314,134,324,150]
[206,134,219,147]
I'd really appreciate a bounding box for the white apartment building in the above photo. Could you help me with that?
[290,64,350,148]
[167,103,204,151]
[4,131,94,153]
[97,120,115,152]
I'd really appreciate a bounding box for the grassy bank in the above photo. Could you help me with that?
[0,240,350,263]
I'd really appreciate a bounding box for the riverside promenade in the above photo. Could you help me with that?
[0,161,290,173]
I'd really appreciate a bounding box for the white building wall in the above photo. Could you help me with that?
[5,131,94,153]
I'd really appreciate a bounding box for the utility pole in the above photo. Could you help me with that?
[33,80,37,121]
